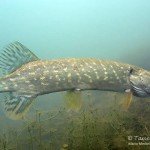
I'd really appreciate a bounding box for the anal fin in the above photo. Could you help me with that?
[64,90,83,112]
[122,90,133,110]
[4,92,35,120]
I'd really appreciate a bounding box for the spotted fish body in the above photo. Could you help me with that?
[3,59,133,95]
[0,42,149,120]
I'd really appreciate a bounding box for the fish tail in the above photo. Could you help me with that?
[0,42,39,120]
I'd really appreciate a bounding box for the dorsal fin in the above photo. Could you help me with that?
[0,42,39,75]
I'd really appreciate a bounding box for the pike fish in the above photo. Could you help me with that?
[0,42,150,119]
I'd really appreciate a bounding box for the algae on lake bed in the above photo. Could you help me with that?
[0,91,149,150]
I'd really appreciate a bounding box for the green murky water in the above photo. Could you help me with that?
[0,0,150,149]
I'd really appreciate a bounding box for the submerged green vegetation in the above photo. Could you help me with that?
[0,91,149,150]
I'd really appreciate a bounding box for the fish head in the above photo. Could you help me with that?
[129,68,150,97]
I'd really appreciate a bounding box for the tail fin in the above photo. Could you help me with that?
[0,42,39,119]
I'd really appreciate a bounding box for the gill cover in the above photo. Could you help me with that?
[129,68,150,97]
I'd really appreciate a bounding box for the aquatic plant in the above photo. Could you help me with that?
[0,91,149,150]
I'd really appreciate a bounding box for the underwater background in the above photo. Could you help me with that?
[0,0,150,149]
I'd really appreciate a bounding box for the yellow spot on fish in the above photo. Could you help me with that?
[28,66,31,70]
[54,70,59,73]
[40,76,45,80]
[20,77,26,80]
[10,78,16,81]
[29,72,35,75]
[4,87,8,90]
[63,67,67,72]
[41,82,48,86]
[29,84,34,87]
[68,73,71,78]
[113,70,116,73]
[58,78,61,81]
[92,62,96,65]
[104,76,108,80]
[103,67,106,71]
[55,75,59,78]
[1,82,6,85]
[43,70,49,74]
[84,74,91,79]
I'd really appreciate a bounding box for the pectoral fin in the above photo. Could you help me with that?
[122,90,133,110]
[64,90,83,112]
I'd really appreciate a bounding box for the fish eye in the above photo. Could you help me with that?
[129,68,134,74]
[129,68,135,74]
